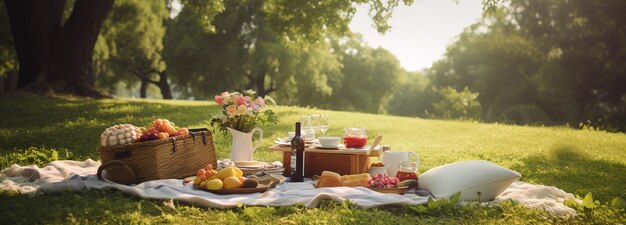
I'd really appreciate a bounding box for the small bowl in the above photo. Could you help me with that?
[318,136,341,147]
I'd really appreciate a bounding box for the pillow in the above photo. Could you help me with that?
[418,160,521,201]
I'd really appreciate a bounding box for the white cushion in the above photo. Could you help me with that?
[418,160,521,201]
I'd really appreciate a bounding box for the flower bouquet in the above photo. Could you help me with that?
[211,90,278,161]
[210,90,278,134]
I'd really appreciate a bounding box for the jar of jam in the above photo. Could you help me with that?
[343,127,367,148]
[395,161,418,182]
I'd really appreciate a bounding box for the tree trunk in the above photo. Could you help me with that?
[3,0,114,98]
[139,79,148,98]
[3,0,65,88]
[157,71,173,99]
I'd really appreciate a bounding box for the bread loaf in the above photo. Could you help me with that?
[316,171,342,187]
[316,171,371,188]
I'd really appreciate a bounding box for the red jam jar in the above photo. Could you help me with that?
[396,161,418,182]
[343,128,367,148]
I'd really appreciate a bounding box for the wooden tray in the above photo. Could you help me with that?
[367,186,408,195]
[193,184,270,194]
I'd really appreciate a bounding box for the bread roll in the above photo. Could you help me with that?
[317,171,342,187]
[316,171,372,188]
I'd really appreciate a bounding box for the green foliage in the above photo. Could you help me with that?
[411,192,462,213]
[95,0,169,97]
[0,147,73,169]
[433,86,481,120]
[264,0,414,43]
[398,1,626,131]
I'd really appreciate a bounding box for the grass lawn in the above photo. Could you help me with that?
[1,95,625,224]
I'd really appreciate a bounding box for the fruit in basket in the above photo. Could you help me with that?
[205,164,213,171]
[100,124,142,147]
[367,174,400,188]
[157,132,169,139]
[176,128,190,136]
[138,119,189,142]
[223,176,243,189]
[206,179,223,190]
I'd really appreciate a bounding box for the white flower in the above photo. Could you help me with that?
[264,96,277,106]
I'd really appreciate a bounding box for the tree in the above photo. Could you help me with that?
[327,36,405,113]
[428,9,549,123]
[165,0,342,101]
[96,0,171,99]
[388,71,439,117]
[0,4,17,92]
[3,0,114,97]
[510,0,626,130]
[3,0,415,97]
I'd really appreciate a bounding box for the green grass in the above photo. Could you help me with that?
[1,95,625,224]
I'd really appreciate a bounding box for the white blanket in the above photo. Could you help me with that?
[0,160,580,216]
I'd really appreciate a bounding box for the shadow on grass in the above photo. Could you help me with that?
[1,96,221,159]
[513,144,626,201]
[1,96,304,161]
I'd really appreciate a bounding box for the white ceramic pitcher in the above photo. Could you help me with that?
[382,150,419,177]
[227,127,263,161]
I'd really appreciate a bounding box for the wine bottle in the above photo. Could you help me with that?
[290,122,305,182]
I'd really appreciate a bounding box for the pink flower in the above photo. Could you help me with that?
[244,96,251,104]
[237,96,246,106]
[255,97,265,106]
[215,95,224,106]
[226,105,237,118]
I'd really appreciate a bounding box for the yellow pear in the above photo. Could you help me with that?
[216,167,240,180]
[223,176,242,189]
[206,179,223,190]
[207,175,219,181]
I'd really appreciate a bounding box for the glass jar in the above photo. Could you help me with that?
[395,161,418,182]
[343,127,367,148]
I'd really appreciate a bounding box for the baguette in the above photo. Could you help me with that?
[316,171,371,188]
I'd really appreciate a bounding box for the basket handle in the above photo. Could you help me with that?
[97,160,136,185]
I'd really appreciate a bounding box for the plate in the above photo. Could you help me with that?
[367,186,408,195]
[193,184,270,194]
[314,144,345,150]
[234,161,266,168]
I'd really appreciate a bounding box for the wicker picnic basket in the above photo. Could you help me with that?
[96,128,217,184]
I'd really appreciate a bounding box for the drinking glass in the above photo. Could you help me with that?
[319,114,329,137]
[300,115,313,139]
[310,114,320,135]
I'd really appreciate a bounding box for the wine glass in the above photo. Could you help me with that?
[310,114,320,137]
[319,114,329,137]
[301,115,312,139]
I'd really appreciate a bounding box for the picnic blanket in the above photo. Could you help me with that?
[0,159,580,217]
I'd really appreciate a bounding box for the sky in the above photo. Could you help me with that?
[349,0,484,71]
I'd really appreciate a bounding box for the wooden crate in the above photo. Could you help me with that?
[270,145,381,178]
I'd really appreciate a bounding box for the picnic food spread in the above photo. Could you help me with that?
[93,99,517,202]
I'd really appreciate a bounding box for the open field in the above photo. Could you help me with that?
[1,96,624,224]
